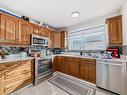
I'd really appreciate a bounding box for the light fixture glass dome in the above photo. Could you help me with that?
[71,11,80,18]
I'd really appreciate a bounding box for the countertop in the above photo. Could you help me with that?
[51,54,127,62]
[0,54,127,64]
[0,57,35,64]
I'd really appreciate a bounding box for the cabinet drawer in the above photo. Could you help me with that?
[0,62,18,73]
[63,57,79,62]
[4,75,31,95]
[4,67,31,80]
[20,60,32,66]
[80,58,96,63]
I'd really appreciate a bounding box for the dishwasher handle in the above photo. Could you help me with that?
[97,62,123,66]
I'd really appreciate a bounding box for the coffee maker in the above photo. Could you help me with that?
[53,48,61,54]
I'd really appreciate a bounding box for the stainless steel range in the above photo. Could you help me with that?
[34,57,53,85]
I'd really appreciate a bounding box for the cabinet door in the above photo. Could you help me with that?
[54,32,61,48]
[62,57,79,77]
[53,56,62,72]
[19,20,33,45]
[106,15,122,46]
[33,25,41,35]
[62,61,79,77]
[40,28,48,37]
[61,31,65,48]
[0,14,19,43]
[0,60,33,95]
[49,30,55,48]
[79,60,96,83]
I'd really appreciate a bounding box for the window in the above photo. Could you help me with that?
[68,25,107,50]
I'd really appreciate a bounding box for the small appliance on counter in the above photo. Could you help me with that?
[53,48,61,54]
[106,47,120,58]
[21,16,29,22]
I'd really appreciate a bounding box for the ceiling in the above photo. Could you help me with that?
[0,0,124,28]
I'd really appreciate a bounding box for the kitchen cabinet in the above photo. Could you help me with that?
[33,25,41,35]
[19,20,33,45]
[53,56,62,72]
[53,56,96,84]
[106,15,123,46]
[52,31,68,48]
[40,28,49,37]
[79,58,96,84]
[0,60,34,95]
[54,32,61,48]
[62,57,79,77]
[0,13,19,44]
[60,31,68,48]
[49,30,55,48]
[0,12,67,47]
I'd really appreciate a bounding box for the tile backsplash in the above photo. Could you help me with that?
[0,46,29,55]
[0,45,127,56]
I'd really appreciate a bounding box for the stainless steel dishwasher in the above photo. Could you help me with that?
[96,59,126,95]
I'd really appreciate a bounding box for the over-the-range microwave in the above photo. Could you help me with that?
[31,34,49,46]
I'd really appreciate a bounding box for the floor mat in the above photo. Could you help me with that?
[48,75,96,95]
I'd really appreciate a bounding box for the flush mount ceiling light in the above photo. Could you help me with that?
[71,11,80,18]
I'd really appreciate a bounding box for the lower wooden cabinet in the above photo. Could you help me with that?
[53,56,96,84]
[53,56,62,72]
[79,59,96,84]
[62,57,79,77]
[0,60,34,95]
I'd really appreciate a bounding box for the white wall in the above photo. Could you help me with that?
[122,0,127,45]
[68,9,121,32]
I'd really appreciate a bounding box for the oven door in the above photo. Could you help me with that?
[35,58,52,78]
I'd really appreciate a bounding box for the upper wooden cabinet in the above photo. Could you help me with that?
[19,20,33,45]
[33,25,41,35]
[0,13,19,44]
[61,31,68,48]
[54,32,61,48]
[49,30,55,48]
[40,28,49,37]
[106,15,123,46]
[0,12,68,47]
[52,31,68,48]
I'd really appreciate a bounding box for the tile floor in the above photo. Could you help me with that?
[10,72,117,95]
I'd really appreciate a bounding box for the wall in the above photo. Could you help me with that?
[122,0,127,45]
[68,9,121,32]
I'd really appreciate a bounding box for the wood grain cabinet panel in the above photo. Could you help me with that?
[54,32,61,48]
[0,13,19,43]
[60,31,68,48]
[53,56,96,84]
[79,59,96,84]
[33,25,41,35]
[19,20,33,45]
[106,15,123,46]
[0,60,33,95]
[53,56,62,72]
[49,30,55,48]
[62,57,79,77]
